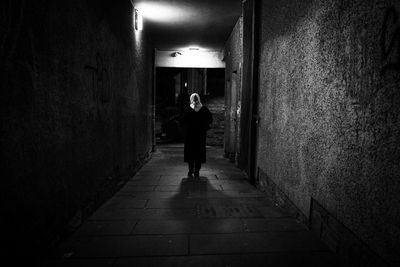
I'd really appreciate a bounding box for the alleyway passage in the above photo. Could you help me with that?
[45,144,343,266]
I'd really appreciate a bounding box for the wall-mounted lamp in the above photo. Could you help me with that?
[134,8,143,31]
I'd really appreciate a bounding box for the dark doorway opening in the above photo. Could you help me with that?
[155,67,225,146]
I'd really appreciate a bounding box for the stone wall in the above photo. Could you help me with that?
[1,0,153,260]
[224,17,243,161]
[256,0,400,266]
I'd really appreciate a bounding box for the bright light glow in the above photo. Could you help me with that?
[156,50,226,68]
[137,13,143,30]
[135,2,195,23]
[177,46,216,52]
[175,50,224,67]
[134,9,143,31]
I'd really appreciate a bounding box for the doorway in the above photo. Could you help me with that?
[155,67,225,146]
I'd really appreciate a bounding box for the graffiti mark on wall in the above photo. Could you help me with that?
[381,6,400,75]
[84,53,112,119]
[85,53,112,103]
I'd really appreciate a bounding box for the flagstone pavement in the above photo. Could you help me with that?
[44,144,344,267]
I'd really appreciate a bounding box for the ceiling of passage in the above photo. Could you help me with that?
[131,0,242,51]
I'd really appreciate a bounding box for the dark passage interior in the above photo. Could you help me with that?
[156,67,225,145]
[2,0,399,266]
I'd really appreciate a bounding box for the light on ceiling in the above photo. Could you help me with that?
[135,2,194,23]
[134,8,143,31]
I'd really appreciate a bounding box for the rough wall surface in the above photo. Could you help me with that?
[224,17,243,159]
[1,0,153,258]
[256,0,400,265]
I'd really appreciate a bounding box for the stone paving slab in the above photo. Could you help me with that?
[43,259,115,267]
[154,184,223,192]
[154,185,184,192]
[101,198,148,209]
[187,190,266,198]
[207,180,253,186]
[146,199,197,209]
[73,220,138,236]
[195,203,264,218]
[132,218,244,235]
[242,218,308,232]
[126,179,162,186]
[190,218,244,234]
[46,144,344,266]
[132,220,192,234]
[220,183,258,191]
[113,252,343,267]
[190,232,329,255]
[195,197,273,206]
[215,174,246,180]
[256,206,291,218]
[129,191,187,199]
[90,208,197,221]
[119,185,156,192]
[88,209,142,221]
[56,235,188,258]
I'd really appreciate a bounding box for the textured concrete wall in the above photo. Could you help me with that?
[256,0,400,265]
[1,0,153,258]
[224,18,243,160]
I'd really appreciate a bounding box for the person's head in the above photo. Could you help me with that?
[190,93,201,105]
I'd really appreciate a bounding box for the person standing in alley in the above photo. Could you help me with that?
[181,93,213,177]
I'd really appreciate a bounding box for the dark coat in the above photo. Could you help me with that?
[181,106,213,163]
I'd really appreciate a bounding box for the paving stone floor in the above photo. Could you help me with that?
[44,144,344,267]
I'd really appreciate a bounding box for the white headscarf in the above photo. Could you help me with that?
[190,93,203,112]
